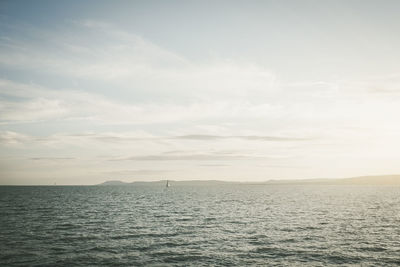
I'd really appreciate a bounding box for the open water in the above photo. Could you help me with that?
[0,184,399,266]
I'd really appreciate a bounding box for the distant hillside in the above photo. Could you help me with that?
[337,175,400,185]
[98,175,400,186]
[98,179,233,186]
[262,175,400,185]
[99,180,129,186]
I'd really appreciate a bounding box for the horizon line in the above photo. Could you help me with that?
[2,174,400,186]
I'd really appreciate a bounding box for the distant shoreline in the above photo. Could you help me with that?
[2,175,400,186]
[98,174,400,186]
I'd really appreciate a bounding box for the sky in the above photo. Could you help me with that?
[1,0,400,185]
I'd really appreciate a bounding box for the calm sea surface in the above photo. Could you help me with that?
[1,185,399,266]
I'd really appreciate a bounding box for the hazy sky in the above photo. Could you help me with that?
[1,0,400,185]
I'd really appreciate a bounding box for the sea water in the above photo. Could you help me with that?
[1,184,399,266]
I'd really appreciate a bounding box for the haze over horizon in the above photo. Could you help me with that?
[1,1,400,185]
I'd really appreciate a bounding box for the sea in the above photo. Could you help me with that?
[0,184,399,266]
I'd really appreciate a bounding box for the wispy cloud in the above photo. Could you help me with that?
[0,131,315,146]
[112,150,285,162]
[0,79,280,125]
[199,164,231,167]
[29,157,75,161]
[0,21,276,99]
[0,131,32,145]
[2,16,400,183]
[174,134,314,141]
[103,169,174,176]
[0,20,187,80]
[2,20,397,133]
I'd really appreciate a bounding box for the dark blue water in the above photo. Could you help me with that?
[1,185,400,266]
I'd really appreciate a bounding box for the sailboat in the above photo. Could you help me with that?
[166,180,170,187]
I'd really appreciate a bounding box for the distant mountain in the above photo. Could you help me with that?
[336,175,400,185]
[98,175,400,186]
[99,180,129,185]
[97,179,233,186]
[262,175,400,185]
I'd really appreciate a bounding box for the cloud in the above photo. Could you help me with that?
[6,21,386,134]
[0,20,280,128]
[113,150,283,162]
[0,20,187,80]
[29,157,75,161]
[103,169,174,176]
[2,19,400,183]
[0,131,31,145]
[0,131,314,147]
[0,20,275,98]
[0,79,280,125]
[125,154,245,161]
[174,134,314,141]
[0,97,69,122]
[199,164,231,167]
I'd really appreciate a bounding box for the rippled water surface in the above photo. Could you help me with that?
[1,185,400,266]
